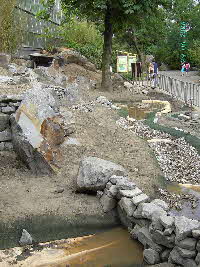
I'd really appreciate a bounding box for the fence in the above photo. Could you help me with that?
[123,72,200,108]
[15,0,63,48]
[158,74,200,107]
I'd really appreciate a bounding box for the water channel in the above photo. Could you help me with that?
[19,228,144,267]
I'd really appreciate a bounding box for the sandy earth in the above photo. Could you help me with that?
[0,60,163,255]
[2,61,198,266]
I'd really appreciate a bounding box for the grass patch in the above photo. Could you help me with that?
[144,112,200,154]
[118,108,129,118]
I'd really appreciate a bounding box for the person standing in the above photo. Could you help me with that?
[185,62,190,76]
[152,60,159,88]
[181,63,186,76]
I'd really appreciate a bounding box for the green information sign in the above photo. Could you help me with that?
[117,55,128,73]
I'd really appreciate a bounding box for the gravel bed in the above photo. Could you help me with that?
[117,117,200,185]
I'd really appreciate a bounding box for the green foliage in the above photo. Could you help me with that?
[188,40,200,68]
[0,0,25,53]
[118,108,129,118]
[60,18,103,68]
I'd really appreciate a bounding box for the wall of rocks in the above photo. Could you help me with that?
[0,95,22,151]
[77,156,200,266]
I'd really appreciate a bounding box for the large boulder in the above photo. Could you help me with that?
[76,157,127,192]
[11,84,65,175]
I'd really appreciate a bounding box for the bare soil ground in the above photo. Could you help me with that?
[0,74,161,250]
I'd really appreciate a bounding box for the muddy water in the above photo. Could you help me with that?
[21,228,144,267]
[166,183,200,220]
[118,102,163,120]
[128,106,150,120]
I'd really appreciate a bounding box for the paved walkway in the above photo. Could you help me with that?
[160,71,200,84]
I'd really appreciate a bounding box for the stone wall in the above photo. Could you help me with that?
[0,95,22,151]
[99,176,200,266]
[77,157,200,266]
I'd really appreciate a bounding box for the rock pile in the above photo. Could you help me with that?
[0,95,23,151]
[77,156,200,266]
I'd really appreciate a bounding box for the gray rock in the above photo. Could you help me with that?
[192,230,200,239]
[116,179,136,190]
[196,240,200,252]
[0,129,12,141]
[9,101,21,107]
[117,205,132,228]
[106,182,112,189]
[130,224,141,240]
[164,228,174,236]
[108,185,118,197]
[151,199,169,211]
[191,112,200,120]
[176,246,196,258]
[104,188,113,198]
[137,227,163,252]
[118,188,142,198]
[77,157,126,192]
[184,259,197,267]
[195,252,200,264]
[96,191,103,199]
[136,202,167,220]
[96,96,111,106]
[152,230,175,248]
[129,216,151,228]
[118,197,136,217]
[161,249,171,262]
[0,142,5,151]
[1,106,16,114]
[109,175,126,184]
[175,238,197,251]
[149,218,164,233]
[19,229,33,246]
[11,85,64,175]
[175,216,200,241]
[100,194,117,212]
[160,215,174,229]
[169,247,184,265]
[132,194,150,206]
[0,113,9,131]
[4,142,13,151]
[143,248,160,265]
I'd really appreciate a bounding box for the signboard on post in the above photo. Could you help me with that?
[117,51,137,73]
[117,55,128,73]
[128,54,137,72]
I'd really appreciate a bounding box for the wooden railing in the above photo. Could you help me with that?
[158,74,200,107]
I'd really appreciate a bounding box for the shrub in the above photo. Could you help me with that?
[59,18,103,68]
[0,0,25,53]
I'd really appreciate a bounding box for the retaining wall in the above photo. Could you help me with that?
[0,95,22,151]
[97,175,200,266]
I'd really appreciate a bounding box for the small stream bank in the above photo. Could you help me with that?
[0,228,144,267]
[116,100,200,220]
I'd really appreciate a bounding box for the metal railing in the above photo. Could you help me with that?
[158,74,200,107]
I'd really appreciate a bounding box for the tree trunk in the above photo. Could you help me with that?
[101,1,113,91]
